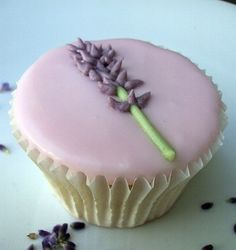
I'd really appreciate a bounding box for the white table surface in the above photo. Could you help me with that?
[1,0,236,249]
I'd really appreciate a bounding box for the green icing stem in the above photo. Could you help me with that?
[117,86,176,161]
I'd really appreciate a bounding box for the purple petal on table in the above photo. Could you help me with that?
[124,79,143,90]
[59,223,68,237]
[0,144,10,154]
[89,69,102,81]
[38,230,51,238]
[137,92,151,108]
[52,224,61,236]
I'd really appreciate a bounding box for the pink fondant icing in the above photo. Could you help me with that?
[13,39,221,183]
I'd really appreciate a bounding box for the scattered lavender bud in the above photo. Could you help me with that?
[96,60,109,73]
[98,82,117,96]
[124,79,143,90]
[38,229,51,237]
[227,197,236,204]
[202,244,214,250]
[70,221,85,230]
[109,97,130,112]
[201,202,214,210]
[100,55,112,65]
[27,244,34,250]
[137,92,151,109]
[107,59,117,71]
[27,233,38,240]
[0,82,12,92]
[76,61,92,76]
[85,41,92,53]
[90,44,101,58]
[77,38,86,50]
[52,224,61,236]
[233,223,236,234]
[128,89,137,105]
[110,60,122,75]
[89,69,102,81]
[0,144,10,154]
[80,51,97,65]
[116,70,127,85]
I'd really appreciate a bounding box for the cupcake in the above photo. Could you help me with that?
[10,38,227,228]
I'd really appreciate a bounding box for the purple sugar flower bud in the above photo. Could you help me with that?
[116,70,127,85]
[110,60,122,75]
[85,41,92,53]
[108,97,130,112]
[67,44,78,52]
[99,71,115,81]
[27,244,34,250]
[102,78,117,86]
[124,79,143,90]
[98,82,117,96]
[107,59,117,71]
[72,53,82,63]
[89,69,102,81]
[59,223,68,236]
[38,230,51,237]
[103,44,112,55]
[107,49,115,58]
[80,51,97,65]
[128,89,137,105]
[96,60,109,73]
[70,221,86,230]
[76,61,92,76]
[90,44,101,58]
[52,224,61,236]
[77,38,86,50]
[137,92,151,109]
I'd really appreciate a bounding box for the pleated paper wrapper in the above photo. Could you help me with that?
[9,82,227,228]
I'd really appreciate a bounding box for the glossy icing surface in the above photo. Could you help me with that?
[13,39,221,183]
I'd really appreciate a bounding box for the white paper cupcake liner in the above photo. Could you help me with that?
[9,80,227,228]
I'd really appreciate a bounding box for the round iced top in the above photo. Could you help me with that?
[14,39,221,183]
